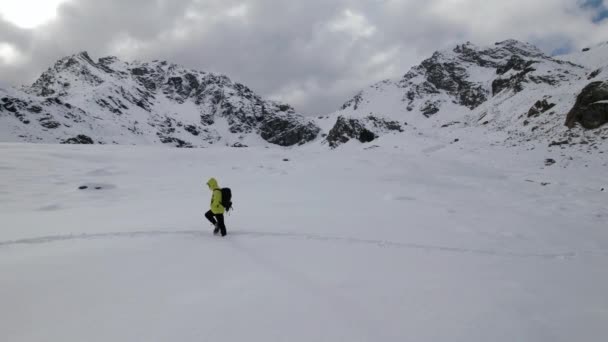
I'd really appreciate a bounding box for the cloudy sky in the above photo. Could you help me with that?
[1,0,607,115]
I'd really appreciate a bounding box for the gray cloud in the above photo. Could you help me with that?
[1,0,607,115]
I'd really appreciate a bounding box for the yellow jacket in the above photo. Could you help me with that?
[207,178,225,214]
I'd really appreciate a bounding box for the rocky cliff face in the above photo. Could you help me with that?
[326,116,403,148]
[565,81,608,130]
[0,52,319,147]
[323,39,608,150]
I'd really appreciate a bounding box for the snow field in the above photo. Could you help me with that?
[1,139,607,341]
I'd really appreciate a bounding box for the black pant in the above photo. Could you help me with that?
[205,210,227,236]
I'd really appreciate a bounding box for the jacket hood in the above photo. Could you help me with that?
[207,178,219,190]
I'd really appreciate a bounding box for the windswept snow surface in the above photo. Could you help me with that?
[1,137,607,342]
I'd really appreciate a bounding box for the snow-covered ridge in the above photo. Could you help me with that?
[560,41,608,70]
[1,40,607,152]
[1,52,319,147]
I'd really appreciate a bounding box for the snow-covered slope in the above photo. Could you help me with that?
[0,140,606,341]
[322,40,608,152]
[559,41,608,71]
[0,52,319,147]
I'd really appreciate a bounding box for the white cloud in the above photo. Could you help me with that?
[329,9,376,39]
[225,3,249,18]
[0,0,70,29]
[0,42,20,64]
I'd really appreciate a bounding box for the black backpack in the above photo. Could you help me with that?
[219,188,232,211]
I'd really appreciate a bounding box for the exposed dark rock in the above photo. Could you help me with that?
[492,78,513,95]
[441,121,461,128]
[358,129,376,143]
[549,140,569,147]
[62,135,94,144]
[545,158,556,166]
[497,55,528,75]
[29,71,57,96]
[565,81,608,129]
[184,125,200,136]
[459,86,488,109]
[96,98,123,114]
[423,59,462,93]
[1,98,29,119]
[582,47,591,52]
[157,135,193,148]
[131,67,149,76]
[164,75,198,102]
[326,116,377,148]
[341,92,364,110]
[529,74,561,86]
[420,57,488,109]
[277,104,291,112]
[200,114,215,126]
[39,117,60,129]
[492,40,545,58]
[588,69,602,80]
[258,116,320,146]
[492,64,537,95]
[2,103,17,113]
[364,144,380,150]
[421,101,440,116]
[527,99,556,117]
[365,116,403,132]
[99,56,119,65]
[453,43,501,68]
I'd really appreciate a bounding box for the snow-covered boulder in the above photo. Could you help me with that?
[325,115,402,148]
[566,81,608,129]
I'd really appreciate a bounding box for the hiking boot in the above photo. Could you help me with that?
[213,224,220,235]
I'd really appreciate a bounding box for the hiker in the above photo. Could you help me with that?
[205,177,227,236]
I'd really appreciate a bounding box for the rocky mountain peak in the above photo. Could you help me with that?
[391,39,583,114]
[328,39,606,150]
[492,39,545,57]
[2,53,320,147]
[26,51,112,97]
[51,51,104,75]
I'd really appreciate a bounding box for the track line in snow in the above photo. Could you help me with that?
[233,231,606,260]
[0,229,605,260]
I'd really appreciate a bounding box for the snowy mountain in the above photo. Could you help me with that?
[0,52,320,147]
[2,40,607,151]
[322,39,608,152]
